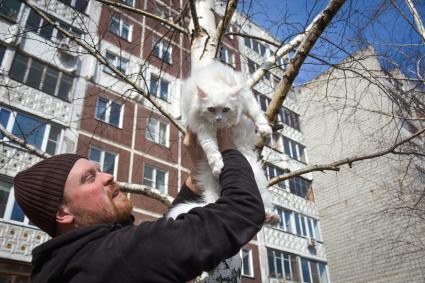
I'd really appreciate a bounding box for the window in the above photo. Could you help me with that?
[26,10,83,42]
[10,52,74,100]
[89,146,117,175]
[0,107,62,153]
[240,248,254,277]
[103,51,129,75]
[0,45,5,67]
[58,0,88,12]
[275,207,292,233]
[255,93,270,112]
[268,249,329,283]
[152,38,172,64]
[247,58,259,75]
[267,249,300,281]
[219,47,235,67]
[153,2,170,19]
[280,107,301,131]
[0,0,22,21]
[267,132,283,152]
[301,259,329,283]
[288,176,312,199]
[283,137,306,163]
[264,163,286,189]
[0,176,28,224]
[109,15,132,41]
[294,213,321,240]
[121,0,134,7]
[244,37,267,56]
[95,97,122,127]
[145,118,169,146]
[149,74,169,102]
[143,165,167,193]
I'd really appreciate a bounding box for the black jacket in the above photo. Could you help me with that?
[31,150,265,283]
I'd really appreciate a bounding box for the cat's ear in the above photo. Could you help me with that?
[228,85,244,96]
[196,86,208,98]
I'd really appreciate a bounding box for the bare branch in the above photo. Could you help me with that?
[404,0,425,43]
[213,0,238,57]
[268,128,425,187]
[97,0,188,34]
[23,0,186,134]
[189,0,200,35]
[118,182,174,207]
[256,0,346,150]
[0,124,51,159]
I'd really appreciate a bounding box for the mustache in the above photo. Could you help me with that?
[111,181,121,191]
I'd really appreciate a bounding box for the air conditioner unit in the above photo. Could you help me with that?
[58,38,77,62]
[59,38,71,51]
[5,24,23,46]
[307,237,316,247]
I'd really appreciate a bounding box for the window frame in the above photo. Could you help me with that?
[152,37,173,64]
[0,107,63,153]
[109,15,133,42]
[103,50,129,75]
[288,176,312,199]
[283,136,307,163]
[219,46,235,67]
[240,248,254,278]
[149,74,170,102]
[145,117,169,147]
[0,0,23,22]
[95,97,123,128]
[143,164,168,193]
[88,146,118,176]
[264,163,287,189]
[9,52,74,101]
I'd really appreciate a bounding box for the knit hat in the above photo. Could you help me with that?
[13,154,86,237]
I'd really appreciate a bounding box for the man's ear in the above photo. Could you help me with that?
[56,204,74,224]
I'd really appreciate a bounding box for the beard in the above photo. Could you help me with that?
[67,182,133,227]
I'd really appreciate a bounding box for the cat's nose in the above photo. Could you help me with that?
[216,117,222,122]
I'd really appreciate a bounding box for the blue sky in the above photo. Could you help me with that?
[238,0,425,84]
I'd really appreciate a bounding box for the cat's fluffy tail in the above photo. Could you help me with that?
[166,202,206,219]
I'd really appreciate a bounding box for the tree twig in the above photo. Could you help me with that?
[268,128,425,186]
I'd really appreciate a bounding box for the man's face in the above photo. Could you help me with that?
[63,158,133,227]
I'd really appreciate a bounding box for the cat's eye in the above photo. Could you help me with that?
[207,107,216,113]
[222,107,230,113]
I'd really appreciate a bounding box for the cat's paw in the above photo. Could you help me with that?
[210,157,224,177]
[257,123,272,137]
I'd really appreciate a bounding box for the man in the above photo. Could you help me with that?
[13,130,265,282]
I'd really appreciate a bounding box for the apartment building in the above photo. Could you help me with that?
[297,48,425,282]
[0,0,330,282]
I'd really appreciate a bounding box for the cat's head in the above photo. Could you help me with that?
[196,85,243,128]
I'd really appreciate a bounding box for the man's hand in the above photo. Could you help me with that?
[183,128,235,193]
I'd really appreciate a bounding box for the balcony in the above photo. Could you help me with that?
[264,226,326,260]
[32,0,90,28]
[0,79,72,125]
[0,220,48,262]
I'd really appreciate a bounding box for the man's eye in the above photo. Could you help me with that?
[85,175,95,182]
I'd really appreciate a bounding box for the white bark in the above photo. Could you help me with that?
[248,13,322,87]
[405,0,425,43]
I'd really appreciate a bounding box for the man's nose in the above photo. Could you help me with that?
[101,172,114,185]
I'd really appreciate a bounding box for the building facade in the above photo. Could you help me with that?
[297,49,425,282]
[0,0,330,282]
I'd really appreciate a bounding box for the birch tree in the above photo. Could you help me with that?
[1,0,424,280]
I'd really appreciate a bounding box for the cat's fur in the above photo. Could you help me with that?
[167,61,274,219]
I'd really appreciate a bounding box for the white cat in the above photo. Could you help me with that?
[168,61,274,218]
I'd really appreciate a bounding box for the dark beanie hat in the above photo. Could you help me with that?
[13,154,86,237]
